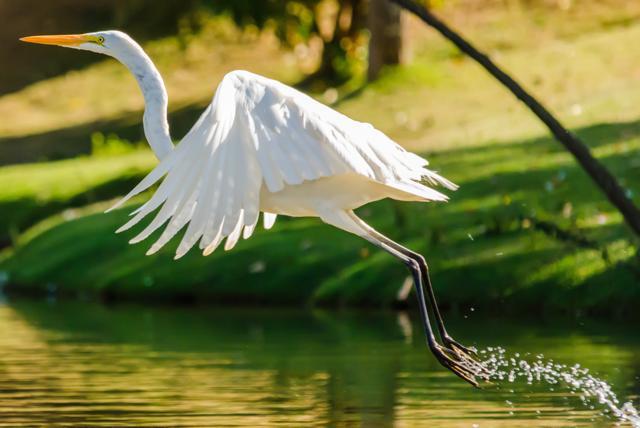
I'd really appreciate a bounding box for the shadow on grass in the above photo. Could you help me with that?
[0,101,210,165]
[0,172,146,248]
[1,115,639,312]
[5,92,640,166]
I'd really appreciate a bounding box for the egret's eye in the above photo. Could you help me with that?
[97,36,105,45]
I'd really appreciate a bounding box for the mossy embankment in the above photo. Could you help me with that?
[2,4,640,314]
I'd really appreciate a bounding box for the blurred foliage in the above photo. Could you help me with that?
[191,0,369,85]
[0,0,201,94]
[2,0,368,93]
[6,0,640,94]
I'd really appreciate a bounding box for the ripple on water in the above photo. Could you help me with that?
[2,302,640,427]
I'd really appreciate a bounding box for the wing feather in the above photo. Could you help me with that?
[224,211,244,251]
[174,127,221,258]
[242,222,257,240]
[263,212,277,230]
[109,70,455,258]
[129,144,207,245]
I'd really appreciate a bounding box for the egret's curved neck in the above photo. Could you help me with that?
[116,46,173,160]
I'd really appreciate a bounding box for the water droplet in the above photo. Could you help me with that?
[249,260,266,273]
[478,346,640,426]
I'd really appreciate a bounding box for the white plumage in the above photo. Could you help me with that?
[22,30,488,386]
[107,70,457,259]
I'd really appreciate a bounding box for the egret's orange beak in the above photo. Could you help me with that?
[19,34,97,47]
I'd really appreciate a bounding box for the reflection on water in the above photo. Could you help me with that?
[0,299,638,427]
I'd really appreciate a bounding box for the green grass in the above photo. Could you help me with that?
[0,148,155,246]
[2,119,639,314]
[1,4,640,313]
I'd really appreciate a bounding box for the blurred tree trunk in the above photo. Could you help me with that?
[389,0,640,240]
[311,0,367,84]
[367,0,403,81]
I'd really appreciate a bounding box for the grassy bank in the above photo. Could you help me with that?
[2,119,638,314]
[0,148,154,246]
[1,4,640,314]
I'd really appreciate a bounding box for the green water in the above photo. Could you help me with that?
[0,299,638,427]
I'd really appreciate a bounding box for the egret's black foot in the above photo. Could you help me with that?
[444,336,492,375]
[431,343,482,387]
[450,340,492,380]
[444,336,478,357]
[430,341,491,387]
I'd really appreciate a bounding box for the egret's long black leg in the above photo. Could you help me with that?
[323,210,485,385]
[350,218,488,377]
[361,229,467,347]
[358,229,449,338]
[348,216,450,339]
[400,247,477,355]
[363,237,481,386]
[414,256,478,357]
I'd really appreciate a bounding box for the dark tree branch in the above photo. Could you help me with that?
[389,0,640,239]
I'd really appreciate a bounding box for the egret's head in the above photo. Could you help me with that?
[20,30,136,59]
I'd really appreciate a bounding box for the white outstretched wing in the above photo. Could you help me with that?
[108,70,456,258]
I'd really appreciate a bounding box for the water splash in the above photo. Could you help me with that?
[479,347,640,426]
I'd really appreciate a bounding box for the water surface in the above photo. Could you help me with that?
[0,299,638,426]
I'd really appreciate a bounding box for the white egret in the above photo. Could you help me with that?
[21,31,488,385]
